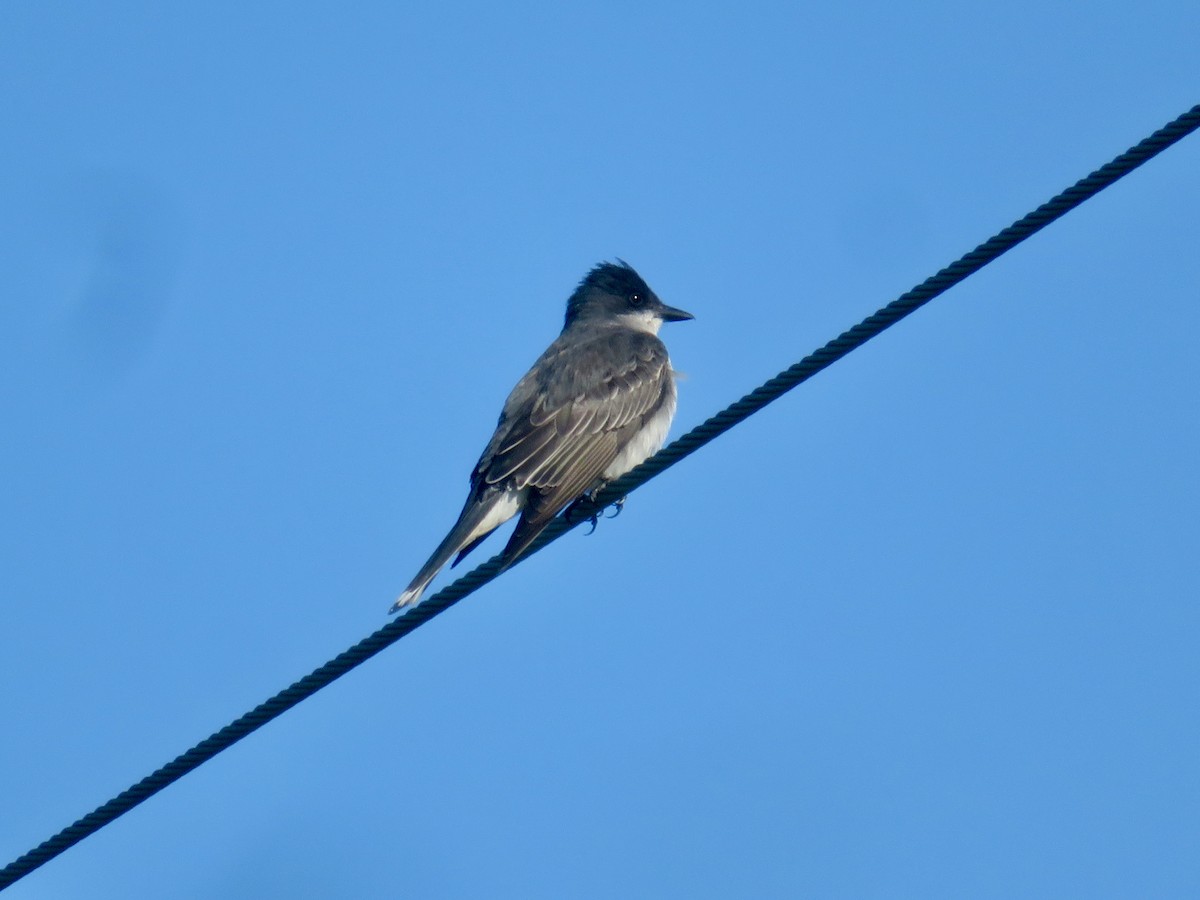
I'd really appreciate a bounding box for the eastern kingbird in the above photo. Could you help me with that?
[391,261,693,612]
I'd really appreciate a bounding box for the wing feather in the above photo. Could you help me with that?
[487,424,559,483]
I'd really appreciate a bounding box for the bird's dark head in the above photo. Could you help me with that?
[563,260,694,334]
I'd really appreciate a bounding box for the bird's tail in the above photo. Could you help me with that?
[391,571,440,614]
[390,492,510,614]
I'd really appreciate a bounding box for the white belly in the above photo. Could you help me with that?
[604,386,677,480]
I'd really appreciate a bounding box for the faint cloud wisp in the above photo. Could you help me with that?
[65,169,182,378]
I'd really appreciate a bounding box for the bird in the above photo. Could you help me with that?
[391,260,693,612]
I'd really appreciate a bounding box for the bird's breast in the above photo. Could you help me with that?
[603,377,677,481]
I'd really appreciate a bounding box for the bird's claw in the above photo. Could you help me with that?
[605,497,626,519]
[575,494,626,534]
[566,490,601,529]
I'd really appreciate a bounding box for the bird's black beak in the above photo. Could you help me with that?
[658,303,695,323]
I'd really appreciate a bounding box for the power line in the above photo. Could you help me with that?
[3,102,1198,891]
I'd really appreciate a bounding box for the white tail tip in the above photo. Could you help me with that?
[389,585,425,615]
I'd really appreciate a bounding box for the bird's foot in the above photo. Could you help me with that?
[567,491,627,535]
[567,488,605,533]
[605,496,626,519]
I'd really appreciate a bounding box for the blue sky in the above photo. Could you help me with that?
[2,2,1198,897]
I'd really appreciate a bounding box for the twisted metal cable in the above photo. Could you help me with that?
[3,103,1198,892]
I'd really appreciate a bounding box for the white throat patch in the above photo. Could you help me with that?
[614,310,663,335]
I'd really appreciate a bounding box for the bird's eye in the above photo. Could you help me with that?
[630,293,644,306]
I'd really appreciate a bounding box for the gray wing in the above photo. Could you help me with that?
[467,327,675,566]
